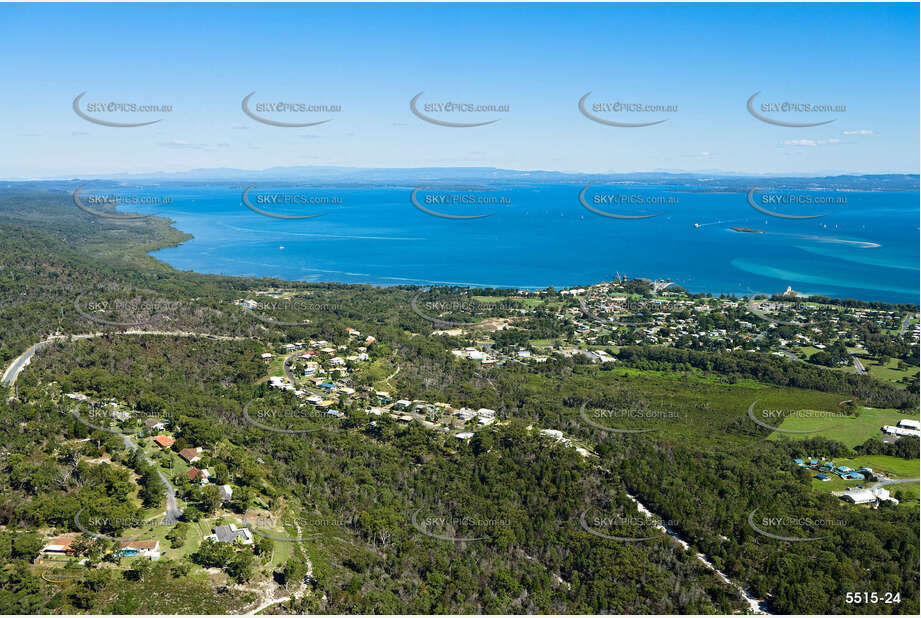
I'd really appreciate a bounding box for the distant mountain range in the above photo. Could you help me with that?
[5,166,919,191]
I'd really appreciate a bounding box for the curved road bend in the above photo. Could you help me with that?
[2,330,248,388]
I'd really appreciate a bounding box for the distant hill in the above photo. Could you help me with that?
[6,167,919,191]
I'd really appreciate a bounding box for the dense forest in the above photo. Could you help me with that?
[1,185,918,615]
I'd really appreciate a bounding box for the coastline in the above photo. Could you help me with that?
[83,184,918,307]
[145,224,918,308]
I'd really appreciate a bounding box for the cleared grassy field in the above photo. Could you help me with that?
[768,407,918,448]
[809,475,863,494]
[833,455,919,479]
[564,366,844,442]
[860,356,920,384]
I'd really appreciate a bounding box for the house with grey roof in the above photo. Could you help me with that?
[205,523,253,545]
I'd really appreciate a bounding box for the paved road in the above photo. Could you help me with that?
[870,477,920,491]
[2,335,94,386]
[898,313,914,336]
[779,350,801,362]
[70,407,184,523]
[283,351,299,383]
[850,354,867,375]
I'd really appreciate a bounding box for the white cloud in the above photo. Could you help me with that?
[842,129,872,135]
[783,138,841,147]
[158,139,227,150]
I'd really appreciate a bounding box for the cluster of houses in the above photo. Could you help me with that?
[266,333,375,414]
[387,400,497,431]
[564,281,912,362]
[792,457,904,507]
[263,329,521,437]
[41,537,161,560]
[793,457,873,481]
[39,522,255,564]
[450,346,549,366]
[151,439,232,501]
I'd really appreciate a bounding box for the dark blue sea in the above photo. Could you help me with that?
[103,184,919,304]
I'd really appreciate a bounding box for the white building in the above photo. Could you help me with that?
[841,487,898,505]
[882,425,921,438]
[218,485,233,502]
[205,524,253,545]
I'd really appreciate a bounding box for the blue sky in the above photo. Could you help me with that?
[0,2,917,178]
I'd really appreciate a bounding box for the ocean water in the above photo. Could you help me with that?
[103,184,919,304]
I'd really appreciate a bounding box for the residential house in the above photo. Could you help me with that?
[153,435,175,448]
[186,468,211,484]
[218,485,233,502]
[205,524,253,545]
[118,540,160,559]
[41,537,75,555]
[145,418,167,432]
[179,447,201,463]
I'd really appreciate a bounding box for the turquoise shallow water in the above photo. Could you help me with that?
[104,184,919,304]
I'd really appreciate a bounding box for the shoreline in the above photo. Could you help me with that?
[148,237,920,310]
[78,187,916,308]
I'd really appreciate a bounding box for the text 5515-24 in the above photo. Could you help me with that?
[845,592,901,604]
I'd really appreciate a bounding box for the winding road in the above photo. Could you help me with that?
[2,330,248,388]
[1,330,251,522]
[70,408,183,523]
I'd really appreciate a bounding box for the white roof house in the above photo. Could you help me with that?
[455,408,477,421]
[218,485,233,501]
[882,425,921,437]
[898,419,921,430]
[841,487,898,505]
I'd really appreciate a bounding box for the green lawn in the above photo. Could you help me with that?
[859,356,920,384]
[266,356,287,377]
[810,475,863,494]
[768,406,919,448]
[833,455,919,479]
